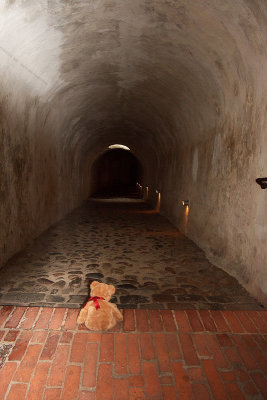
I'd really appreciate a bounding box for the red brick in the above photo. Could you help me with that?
[140,333,155,361]
[96,364,112,400]
[259,311,267,322]
[193,333,211,357]
[128,334,141,375]
[0,306,14,327]
[243,381,259,396]
[162,386,177,399]
[78,392,95,400]
[8,331,32,361]
[40,332,60,360]
[60,331,73,344]
[172,362,193,400]
[35,308,53,329]
[235,369,250,382]
[129,387,145,400]
[113,378,129,400]
[210,311,230,332]
[222,311,245,333]
[179,333,200,365]
[174,310,191,332]
[44,388,62,400]
[231,335,258,370]
[166,333,182,360]
[63,309,79,330]
[187,367,204,383]
[14,344,42,382]
[143,361,161,399]
[225,383,246,400]
[83,343,98,387]
[220,371,235,382]
[186,310,204,332]
[49,308,66,330]
[30,330,48,344]
[61,365,81,400]
[26,362,50,400]
[88,333,101,342]
[0,330,5,340]
[4,330,20,342]
[192,383,212,400]
[160,375,173,384]
[70,332,88,363]
[123,309,135,331]
[129,375,144,386]
[234,311,258,333]
[224,347,242,366]
[216,333,232,347]
[155,333,171,372]
[204,335,229,368]
[198,310,217,332]
[6,383,27,400]
[4,307,26,328]
[47,344,69,386]
[0,362,17,399]
[242,335,266,370]
[20,307,40,329]
[202,359,228,400]
[161,310,177,331]
[115,333,128,374]
[251,372,267,398]
[99,333,114,362]
[253,334,267,352]
[246,311,267,333]
[136,310,149,331]
[148,310,163,331]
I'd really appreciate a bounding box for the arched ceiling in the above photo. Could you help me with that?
[1,0,266,170]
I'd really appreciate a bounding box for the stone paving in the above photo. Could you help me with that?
[0,198,264,310]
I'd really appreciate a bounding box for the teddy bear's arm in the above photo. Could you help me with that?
[111,304,123,321]
[77,307,87,324]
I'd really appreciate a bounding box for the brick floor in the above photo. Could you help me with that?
[0,306,266,399]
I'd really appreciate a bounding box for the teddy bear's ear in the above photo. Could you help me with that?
[109,285,116,296]
[90,281,100,289]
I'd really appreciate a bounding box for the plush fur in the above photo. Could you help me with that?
[77,281,123,331]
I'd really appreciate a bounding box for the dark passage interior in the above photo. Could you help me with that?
[90,149,143,197]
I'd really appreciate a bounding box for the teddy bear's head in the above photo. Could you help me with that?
[90,281,115,301]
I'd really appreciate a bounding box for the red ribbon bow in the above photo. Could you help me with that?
[83,296,105,310]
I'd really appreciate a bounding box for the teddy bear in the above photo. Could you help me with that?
[77,281,123,331]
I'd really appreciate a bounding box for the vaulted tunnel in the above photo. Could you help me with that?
[0,0,266,305]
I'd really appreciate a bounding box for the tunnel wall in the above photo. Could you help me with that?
[148,61,267,305]
[0,85,91,268]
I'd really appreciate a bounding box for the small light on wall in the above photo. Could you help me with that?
[145,186,149,201]
[156,191,161,211]
[182,200,190,207]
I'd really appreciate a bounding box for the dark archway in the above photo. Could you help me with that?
[90,149,143,197]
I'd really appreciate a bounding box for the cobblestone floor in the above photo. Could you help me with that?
[0,198,264,310]
[0,306,266,399]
